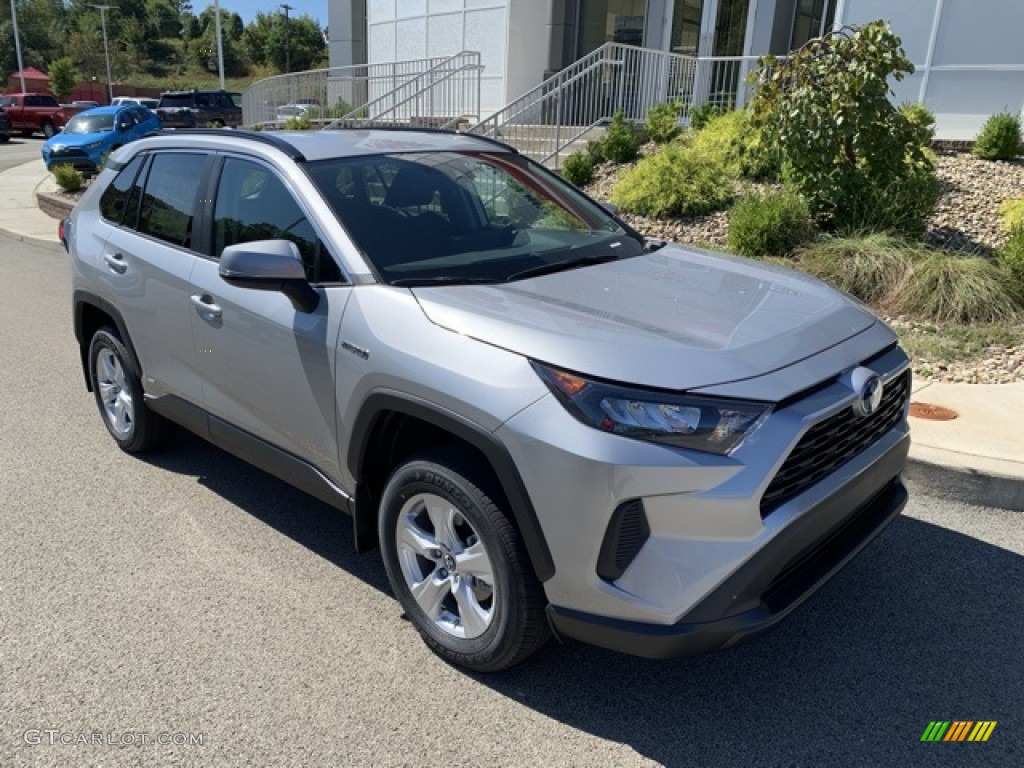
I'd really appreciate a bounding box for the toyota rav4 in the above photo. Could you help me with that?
[67,128,911,671]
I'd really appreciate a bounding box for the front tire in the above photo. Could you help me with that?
[379,449,549,672]
[88,327,174,452]
[41,121,55,139]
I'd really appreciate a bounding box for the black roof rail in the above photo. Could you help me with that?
[153,128,306,162]
[323,124,518,154]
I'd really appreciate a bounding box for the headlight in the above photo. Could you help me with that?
[532,362,771,455]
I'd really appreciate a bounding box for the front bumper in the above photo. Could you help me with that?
[547,444,908,658]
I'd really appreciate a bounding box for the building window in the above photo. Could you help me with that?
[790,0,836,50]
[577,0,647,58]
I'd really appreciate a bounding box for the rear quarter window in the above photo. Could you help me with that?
[99,155,146,224]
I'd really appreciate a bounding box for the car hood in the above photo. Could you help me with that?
[46,131,111,148]
[411,245,878,391]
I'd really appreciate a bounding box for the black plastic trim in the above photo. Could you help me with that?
[596,499,650,581]
[348,393,555,582]
[145,394,354,514]
[154,128,308,162]
[72,290,144,391]
[548,435,909,659]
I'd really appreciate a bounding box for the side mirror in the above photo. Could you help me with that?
[219,239,319,313]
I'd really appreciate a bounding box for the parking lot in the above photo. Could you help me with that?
[1,232,1020,767]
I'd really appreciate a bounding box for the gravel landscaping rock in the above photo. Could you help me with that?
[582,148,1024,384]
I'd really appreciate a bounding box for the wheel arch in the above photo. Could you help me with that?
[348,394,555,583]
[73,291,143,391]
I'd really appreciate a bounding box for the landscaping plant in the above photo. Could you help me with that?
[998,225,1024,285]
[645,101,684,144]
[896,251,1022,323]
[52,165,83,194]
[562,151,595,187]
[727,190,813,258]
[972,112,1023,161]
[610,145,732,218]
[688,104,726,131]
[691,109,778,181]
[750,21,940,238]
[594,111,641,165]
[998,198,1024,231]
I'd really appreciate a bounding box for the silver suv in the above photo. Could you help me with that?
[67,129,911,671]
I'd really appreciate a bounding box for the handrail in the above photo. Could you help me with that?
[324,51,482,130]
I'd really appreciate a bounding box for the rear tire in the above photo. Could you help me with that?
[379,448,550,672]
[88,327,175,453]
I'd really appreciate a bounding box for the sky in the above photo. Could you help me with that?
[205,1,327,27]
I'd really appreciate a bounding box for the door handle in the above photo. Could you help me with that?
[103,253,127,274]
[190,294,223,318]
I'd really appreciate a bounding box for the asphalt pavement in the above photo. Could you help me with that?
[0,232,1021,767]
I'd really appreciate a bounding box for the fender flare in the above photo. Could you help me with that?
[73,291,144,390]
[348,393,555,582]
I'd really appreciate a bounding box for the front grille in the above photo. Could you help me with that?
[760,370,910,517]
[51,148,89,159]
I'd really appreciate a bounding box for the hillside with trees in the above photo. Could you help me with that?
[0,1,325,90]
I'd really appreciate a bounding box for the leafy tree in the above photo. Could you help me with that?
[751,21,940,238]
[264,14,326,72]
[48,56,77,101]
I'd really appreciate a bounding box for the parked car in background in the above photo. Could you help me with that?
[0,106,11,143]
[274,103,316,121]
[67,128,912,672]
[111,96,159,110]
[154,89,242,128]
[42,104,160,174]
[0,93,68,138]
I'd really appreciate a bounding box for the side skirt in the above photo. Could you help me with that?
[146,394,354,516]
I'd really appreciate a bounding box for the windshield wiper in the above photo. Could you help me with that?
[506,252,622,282]
[390,275,504,287]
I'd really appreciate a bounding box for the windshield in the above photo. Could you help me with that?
[64,113,115,134]
[306,151,642,284]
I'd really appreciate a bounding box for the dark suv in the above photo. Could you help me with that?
[155,90,242,129]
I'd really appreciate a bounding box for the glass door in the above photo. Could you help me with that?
[577,0,648,57]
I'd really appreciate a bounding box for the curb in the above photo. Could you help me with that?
[35,189,74,221]
[905,457,1024,512]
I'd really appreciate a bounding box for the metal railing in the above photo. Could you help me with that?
[468,43,768,167]
[324,52,482,130]
[242,55,477,126]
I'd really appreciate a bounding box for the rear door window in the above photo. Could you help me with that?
[138,153,207,248]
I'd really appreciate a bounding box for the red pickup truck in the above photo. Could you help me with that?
[0,93,68,138]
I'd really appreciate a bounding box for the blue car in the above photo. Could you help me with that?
[42,104,161,175]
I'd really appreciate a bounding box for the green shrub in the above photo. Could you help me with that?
[562,151,595,187]
[285,113,314,130]
[998,225,1024,285]
[688,103,726,131]
[646,100,683,144]
[973,112,1022,161]
[795,235,916,303]
[592,111,640,164]
[835,164,943,240]
[999,198,1024,231]
[751,22,939,238]
[691,110,778,180]
[727,190,814,258]
[899,102,937,145]
[52,165,83,193]
[610,145,733,218]
[896,251,1022,322]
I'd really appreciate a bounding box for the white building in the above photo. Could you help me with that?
[328,0,1024,138]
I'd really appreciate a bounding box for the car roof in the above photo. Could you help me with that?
[133,128,515,163]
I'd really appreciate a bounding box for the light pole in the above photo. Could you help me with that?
[213,0,225,90]
[89,4,117,103]
[9,0,26,92]
[280,4,294,74]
